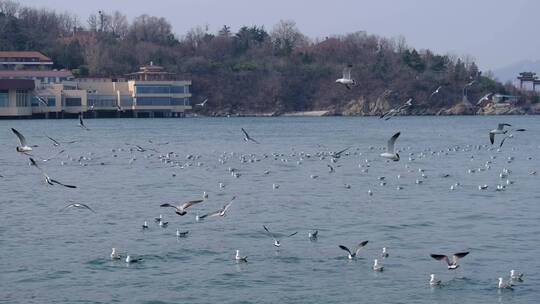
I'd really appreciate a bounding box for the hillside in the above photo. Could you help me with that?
[0,1,538,115]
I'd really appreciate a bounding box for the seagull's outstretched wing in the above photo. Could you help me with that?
[355,240,369,255]
[339,245,352,255]
[430,254,450,265]
[50,178,77,188]
[452,252,469,263]
[198,210,219,219]
[79,114,90,130]
[387,132,400,153]
[47,136,61,146]
[263,225,277,241]
[343,65,352,80]
[499,136,509,148]
[11,128,27,146]
[160,203,178,210]
[180,199,204,210]
[497,123,511,130]
[241,128,259,144]
[286,231,298,238]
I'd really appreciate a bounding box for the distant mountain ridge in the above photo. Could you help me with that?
[491,60,540,83]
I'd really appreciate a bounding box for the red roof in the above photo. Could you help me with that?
[0,51,52,62]
[0,70,73,78]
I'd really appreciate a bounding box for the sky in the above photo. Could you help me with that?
[16,0,540,71]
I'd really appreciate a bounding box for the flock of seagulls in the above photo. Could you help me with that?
[7,110,535,293]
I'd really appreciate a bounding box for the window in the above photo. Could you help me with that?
[136,85,170,94]
[65,97,81,107]
[16,90,29,107]
[171,98,189,105]
[0,90,8,107]
[171,86,186,94]
[136,97,170,106]
[88,95,115,107]
[32,96,56,107]
[120,96,133,107]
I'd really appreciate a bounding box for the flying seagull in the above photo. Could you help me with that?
[430,252,469,270]
[308,230,318,241]
[160,199,204,216]
[338,241,369,259]
[11,128,36,153]
[489,123,511,145]
[263,225,298,247]
[380,132,400,161]
[60,201,95,213]
[331,147,351,159]
[198,196,235,220]
[196,98,208,107]
[79,114,90,130]
[429,86,442,98]
[47,136,77,147]
[29,158,77,188]
[241,128,259,144]
[42,150,65,162]
[335,64,356,89]
[476,93,493,105]
[380,99,412,120]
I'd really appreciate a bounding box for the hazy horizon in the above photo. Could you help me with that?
[13,0,540,71]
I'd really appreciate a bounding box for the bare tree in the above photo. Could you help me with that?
[109,11,128,38]
[0,0,19,17]
[270,20,308,54]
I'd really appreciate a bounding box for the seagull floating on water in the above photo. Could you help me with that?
[111,248,122,260]
[176,229,189,237]
[510,269,523,281]
[498,277,513,290]
[373,259,384,271]
[125,255,143,263]
[338,241,369,259]
[430,252,469,270]
[381,247,389,258]
[430,274,441,286]
[235,250,248,262]
[308,230,318,241]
